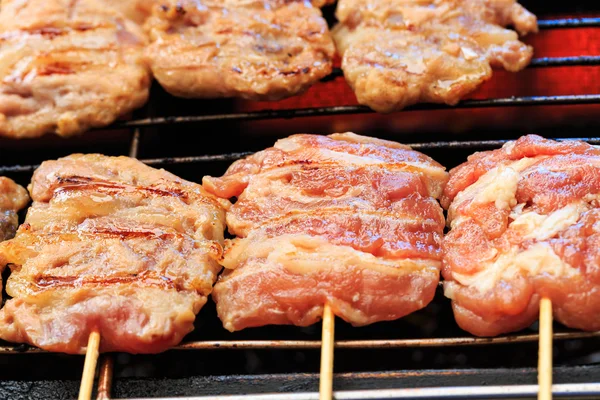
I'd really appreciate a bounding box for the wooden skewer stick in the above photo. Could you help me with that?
[320,303,335,400]
[79,331,101,400]
[538,298,553,400]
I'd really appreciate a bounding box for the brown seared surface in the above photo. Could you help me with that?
[204,133,447,331]
[442,135,600,336]
[0,177,29,242]
[332,0,537,112]
[0,154,226,354]
[0,0,151,138]
[144,0,335,100]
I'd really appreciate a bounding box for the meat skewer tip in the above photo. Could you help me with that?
[538,298,553,400]
[79,331,101,400]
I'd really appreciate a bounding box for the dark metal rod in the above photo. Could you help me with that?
[96,356,114,400]
[141,152,253,166]
[173,331,600,350]
[325,55,600,80]
[529,55,600,67]
[115,105,373,128]
[3,137,600,174]
[111,94,600,129]
[1,331,597,353]
[121,383,600,400]
[538,17,600,29]
[0,163,38,174]
[407,137,600,150]
[129,128,141,159]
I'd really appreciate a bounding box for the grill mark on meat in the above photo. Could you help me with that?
[0,24,103,41]
[78,226,224,258]
[55,176,190,200]
[14,230,224,260]
[0,27,65,40]
[249,159,432,176]
[34,271,181,291]
[81,226,185,240]
[51,175,224,209]
[37,62,75,76]
[24,228,178,242]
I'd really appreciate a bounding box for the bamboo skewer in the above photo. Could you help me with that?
[79,331,101,400]
[538,298,553,400]
[320,303,335,400]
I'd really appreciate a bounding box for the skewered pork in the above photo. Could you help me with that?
[144,0,335,100]
[0,155,227,353]
[0,177,28,242]
[442,135,600,336]
[203,133,448,331]
[0,0,150,138]
[332,0,538,112]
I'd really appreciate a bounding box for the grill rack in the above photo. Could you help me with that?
[0,14,599,400]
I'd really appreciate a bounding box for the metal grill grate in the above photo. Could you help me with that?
[0,12,600,400]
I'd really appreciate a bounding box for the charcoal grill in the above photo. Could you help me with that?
[1,1,600,399]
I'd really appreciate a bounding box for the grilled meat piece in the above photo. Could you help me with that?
[0,177,29,242]
[0,155,227,354]
[332,0,537,112]
[203,133,448,332]
[0,0,151,138]
[145,0,335,100]
[442,135,600,336]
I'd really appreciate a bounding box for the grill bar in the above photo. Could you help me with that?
[97,356,114,400]
[174,331,600,350]
[122,383,600,400]
[1,331,597,354]
[326,55,600,80]
[537,17,600,28]
[529,55,600,67]
[129,128,141,159]
[90,12,600,132]
[4,137,600,175]
[111,94,600,129]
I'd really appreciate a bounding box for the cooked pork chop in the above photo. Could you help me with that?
[0,177,29,242]
[442,135,600,336]
[0,0,151,138]
[203,133,448,331]
[0,155,227,353]
[145,0,335,100]
[332,0,538,112]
